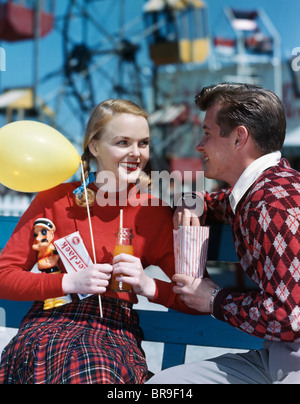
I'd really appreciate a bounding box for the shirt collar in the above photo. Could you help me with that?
[229,151,281,214]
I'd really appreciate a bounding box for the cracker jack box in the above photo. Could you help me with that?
[54,232,92,300]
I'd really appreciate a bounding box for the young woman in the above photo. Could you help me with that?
[0,99,195,384]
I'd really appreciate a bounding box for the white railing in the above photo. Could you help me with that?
[0,194,34,217]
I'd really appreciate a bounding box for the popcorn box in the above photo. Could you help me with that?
[173,226,210,278]
[55,232,92,300]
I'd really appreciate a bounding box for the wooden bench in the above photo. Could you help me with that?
[0,216,262,371]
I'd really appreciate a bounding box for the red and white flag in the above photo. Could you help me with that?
[55,232,92,300]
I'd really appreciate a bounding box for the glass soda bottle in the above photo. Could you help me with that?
[111,228,134,292]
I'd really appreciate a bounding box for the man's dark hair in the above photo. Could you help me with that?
[195,83,286,154]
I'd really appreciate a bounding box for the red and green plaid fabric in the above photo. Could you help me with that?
[207,159,300,342]
[0,296,147,384]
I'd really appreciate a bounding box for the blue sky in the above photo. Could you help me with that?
[0,0,299,139]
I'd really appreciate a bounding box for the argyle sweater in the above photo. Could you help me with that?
[207,159,300,342]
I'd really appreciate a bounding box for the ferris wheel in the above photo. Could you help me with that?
[0,0,153,138]
[53,0,209,132]
[0,0,211,206]
[44,0,152,134]
[0,0,210,141]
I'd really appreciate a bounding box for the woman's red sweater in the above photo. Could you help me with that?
[0,182,195,314]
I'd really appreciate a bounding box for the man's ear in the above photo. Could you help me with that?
[234,126,249,150]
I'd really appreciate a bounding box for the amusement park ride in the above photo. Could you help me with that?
[0,1,282,123]
[0,0,211,135]
[0,0,296,198]
[0,0,54,41]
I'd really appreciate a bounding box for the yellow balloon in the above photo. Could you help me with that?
[0,120,81,192]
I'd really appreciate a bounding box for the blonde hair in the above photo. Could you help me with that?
[76,99,148,207]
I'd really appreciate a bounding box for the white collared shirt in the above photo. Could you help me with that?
[229,151,282,214]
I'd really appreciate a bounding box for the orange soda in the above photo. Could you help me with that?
[111,228,134,292]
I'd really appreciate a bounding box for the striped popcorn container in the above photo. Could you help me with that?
[173,226,210,278]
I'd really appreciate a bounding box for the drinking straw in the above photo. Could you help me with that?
[120,209,123,240]
[80,162,103,318]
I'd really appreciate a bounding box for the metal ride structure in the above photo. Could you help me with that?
[0,0,55,123]
[143,0,210,175]
[48,0,210,135]
[0,0,211,202]
[55,0,150,129]
[0,1,282,154]
[0,0,153,136]
[145,4,283,177]
[0,0,56,212]
[144,0,209,107]
[0,0,210,136]
[0,0,285,210]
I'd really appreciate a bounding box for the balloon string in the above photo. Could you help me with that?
[80,162,103,318]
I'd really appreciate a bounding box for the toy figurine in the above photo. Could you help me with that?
[32,218,71,309]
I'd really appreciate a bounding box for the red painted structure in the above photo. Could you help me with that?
[0,1,54,41]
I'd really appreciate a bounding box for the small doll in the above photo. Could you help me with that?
[32,218,71,309]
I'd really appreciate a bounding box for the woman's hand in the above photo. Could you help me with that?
[112,254,156,299]
[62,263,113,295]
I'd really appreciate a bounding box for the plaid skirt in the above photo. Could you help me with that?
[0,296,148,384]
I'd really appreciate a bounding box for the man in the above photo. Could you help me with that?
[148,83,300,384]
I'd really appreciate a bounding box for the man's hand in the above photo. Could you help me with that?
[173,193,204,229]
[172,274,220,314]
[173,207,201,230]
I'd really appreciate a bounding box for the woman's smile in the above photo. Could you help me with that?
[119,161,141,173]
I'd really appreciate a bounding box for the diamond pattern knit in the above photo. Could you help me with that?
[207,159,300,342]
